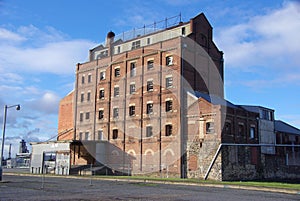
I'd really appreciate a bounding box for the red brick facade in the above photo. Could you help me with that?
[58,13,228,178]
[57,91,74,140]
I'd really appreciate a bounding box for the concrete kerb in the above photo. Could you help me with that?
[3,172,300,195]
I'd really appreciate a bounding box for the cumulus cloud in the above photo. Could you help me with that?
[216,1,300,70]
[0,27,25,43]
[0,25,96,75]
[27,91,61,114]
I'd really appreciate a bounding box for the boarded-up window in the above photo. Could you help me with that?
[188,154,198,171]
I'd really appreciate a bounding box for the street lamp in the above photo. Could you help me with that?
[0,104,21,181]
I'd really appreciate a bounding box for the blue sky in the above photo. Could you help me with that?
[0,0,299,157]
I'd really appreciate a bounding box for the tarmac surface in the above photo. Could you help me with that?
[0,173,299,201]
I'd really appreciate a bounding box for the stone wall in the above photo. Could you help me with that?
[221,146,262,181]
[187,138,222,180]
[262,154,300,180]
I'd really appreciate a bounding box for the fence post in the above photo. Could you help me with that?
[89,163,93,186]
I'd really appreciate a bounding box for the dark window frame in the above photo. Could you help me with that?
[129,84,136,94]
[146,103,153,114]
[98,110,104,120]
[166,100,173,112]
[112,129,118,139]
[206,122,215,134]
[146,126,153,137]
[166,124,173,136]
[147,60,154,70]
[147,80,153,91]
[114,68,120,77]
[85,112,90,120]
[166,77,173,88]
[130,62,136,77]
[129,105,135,116]
[166,56,173,66]
[100,71,105,80]
[113,108,119,118]
[114,87,120,97]
[99,89,105,99]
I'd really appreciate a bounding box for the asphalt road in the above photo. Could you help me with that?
[0,174,298,201]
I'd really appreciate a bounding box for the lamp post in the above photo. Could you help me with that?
[0,104,21,181]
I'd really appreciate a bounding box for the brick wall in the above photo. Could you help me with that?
[58,91,74,140]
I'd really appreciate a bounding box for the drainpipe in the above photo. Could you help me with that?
[74,63,80,140]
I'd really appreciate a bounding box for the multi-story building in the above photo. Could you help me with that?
[65,13,224,177]
[34,12,299,180]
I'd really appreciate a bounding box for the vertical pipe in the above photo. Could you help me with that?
[93,66,99,140]
[74,64,80,140]
[159,43,163,175]
[140,49,145,172]
[123,54,128,174]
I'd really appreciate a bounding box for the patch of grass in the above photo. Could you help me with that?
[92,175,300,191]
[222,181,300,190]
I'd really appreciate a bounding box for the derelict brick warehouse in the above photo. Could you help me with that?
[52,12,300,181]
[68,13,225,178]
[57,13,257,179]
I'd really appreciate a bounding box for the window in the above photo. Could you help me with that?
[147,60,154,70]
[166,125,172,136]
[147,80,153,91]
[113,108,119,118]
[98,130,103,140]
[85,132,89,140]
[129,105,135,116]
[182,27,186,36]
[166,76,173,88]
[250,127,255,139]
[115,68,120,77]
[87,92,91,101]
[80,93,84,102]
[88,74,92,83]
[101,50,108,57]
[146,126,153,137]
[117,46,121,54]
[80,113,83,122]
[238,124,244,136]
[261,110,273,121]
[81,76,85,84]
[100,71,105,80]
[85,112,90,120]
[130,62,136,77]
[99,110,104,120]
[114,86,120,97]
[130,84,136,94]
[166,100,173,112]
[132,40,140,50]
[146,103,153,114]
[147,38,151,45]
[225,122,231,133]
[99,89,104,99]
[112,129,118,139]
[206,122,215,134]
[166,56,173,66]
[79,132,83,140]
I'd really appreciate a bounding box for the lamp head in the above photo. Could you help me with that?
[16,105,21,111]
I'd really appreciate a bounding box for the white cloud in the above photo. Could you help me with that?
[0,25,96,75]
[0,27,25,42]
[0,72,23,84]
[27,91,61,114]
[216,1,300,70]
[242,72,300,89]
